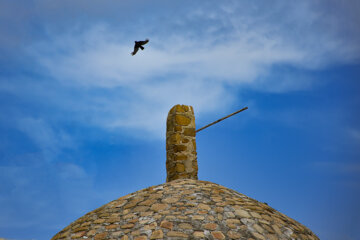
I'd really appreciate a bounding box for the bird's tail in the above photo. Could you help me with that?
[140,46,144,50]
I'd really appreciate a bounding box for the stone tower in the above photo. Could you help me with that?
[52,104,319,240]
[166,105,198,182]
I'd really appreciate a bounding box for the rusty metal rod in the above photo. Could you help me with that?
[196,107,248,133]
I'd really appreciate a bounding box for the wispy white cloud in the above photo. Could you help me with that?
[313,161,360,175]
[32,24,310,88]
[17,118,75,161]
[58,163,87,180]
[348,129,360,143]
[3,0,359,140]
[0,161,99,232]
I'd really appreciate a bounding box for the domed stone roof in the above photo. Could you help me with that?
[52,105,319,240]
[52,179,318,240]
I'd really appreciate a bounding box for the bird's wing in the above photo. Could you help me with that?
[131,46,139,56]
[138,39,149,45]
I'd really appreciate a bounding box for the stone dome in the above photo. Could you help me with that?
[52,179,318,240]
[52,105,319,240]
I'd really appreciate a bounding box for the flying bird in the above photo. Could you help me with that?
[131,39,149,56]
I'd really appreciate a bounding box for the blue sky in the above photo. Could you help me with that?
[0,0,359,239]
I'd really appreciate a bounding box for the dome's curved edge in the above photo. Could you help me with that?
[52,179,319,240]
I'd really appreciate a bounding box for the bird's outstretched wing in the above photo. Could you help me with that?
[131,46,139,56]
[138,39,149,45]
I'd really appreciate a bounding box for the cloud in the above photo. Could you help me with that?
[313,161,360,175]
[58,163,87,180]
[2,0,359,139]
[31,23,311,88]
[0,161,99,233]
[348,129,360,143]
[16,118,75,161]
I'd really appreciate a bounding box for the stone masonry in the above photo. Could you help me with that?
[166,105,198,182]
[52,179,319,240]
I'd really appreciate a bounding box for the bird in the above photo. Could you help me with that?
[131,39,149,56]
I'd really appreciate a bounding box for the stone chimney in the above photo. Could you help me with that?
[166,105,198,182]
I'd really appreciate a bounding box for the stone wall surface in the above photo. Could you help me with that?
[166,105,198,182]
[52,179,319,240]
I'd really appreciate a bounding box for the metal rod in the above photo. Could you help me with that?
[196,107,248,133]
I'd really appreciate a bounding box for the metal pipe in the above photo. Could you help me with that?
[196,107,248,133]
